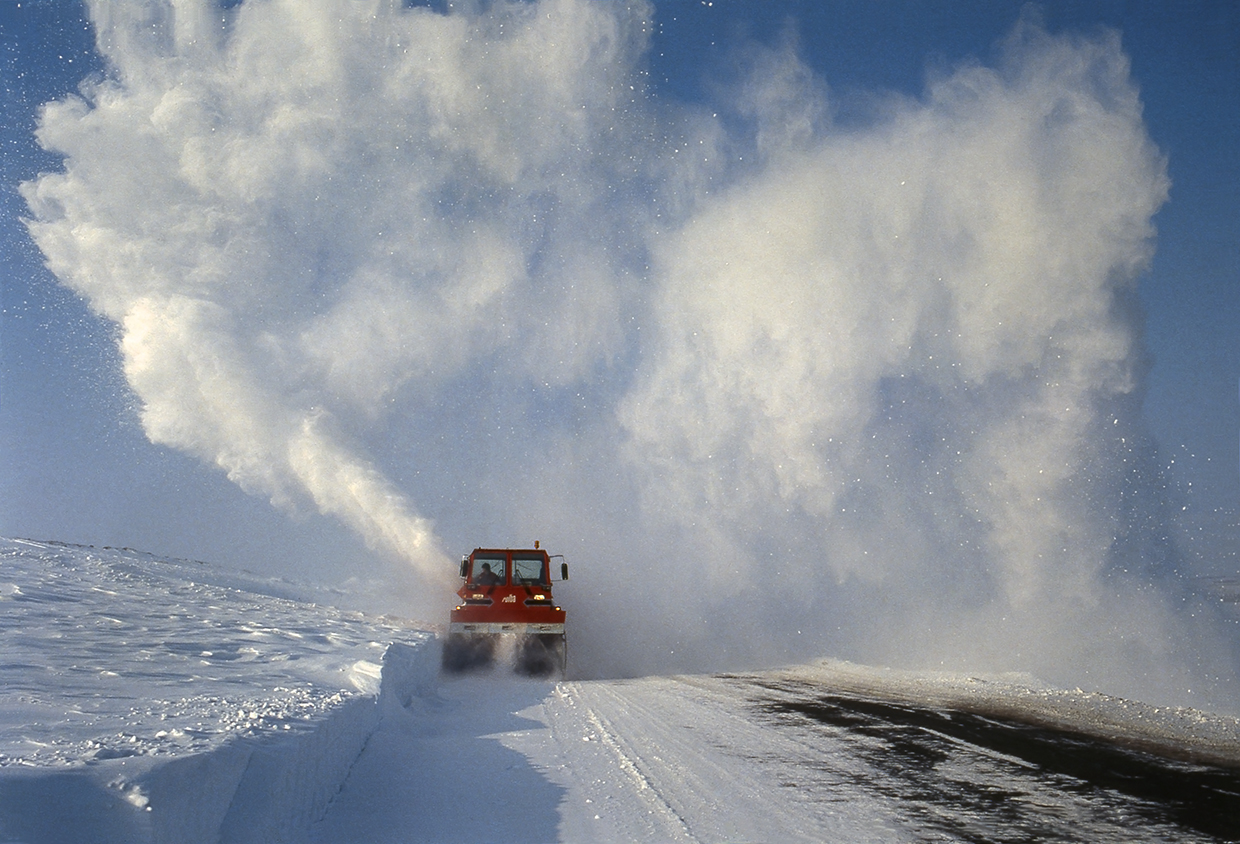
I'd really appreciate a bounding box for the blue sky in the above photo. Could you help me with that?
[1,0,1237,692]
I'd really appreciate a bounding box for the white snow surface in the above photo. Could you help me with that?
[1,537,1237,843]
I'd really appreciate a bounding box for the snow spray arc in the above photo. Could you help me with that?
[22,1,1233,704]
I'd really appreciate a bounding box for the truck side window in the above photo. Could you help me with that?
[512,555,546,584]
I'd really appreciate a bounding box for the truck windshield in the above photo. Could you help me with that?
[471,556,505,585]
[511,554,546,584]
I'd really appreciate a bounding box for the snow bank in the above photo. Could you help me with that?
[0,640,440,844]
[169,640,440,844]
[0,539,444,844]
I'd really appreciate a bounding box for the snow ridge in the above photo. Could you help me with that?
[1,641,438,844]
[0,539,440,844]
[211,641,440,844]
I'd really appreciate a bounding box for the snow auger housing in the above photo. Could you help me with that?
[442,544,568,676]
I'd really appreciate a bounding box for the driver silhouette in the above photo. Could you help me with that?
[474,562,501,586]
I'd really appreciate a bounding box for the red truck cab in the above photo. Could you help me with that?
[442,545,568,675]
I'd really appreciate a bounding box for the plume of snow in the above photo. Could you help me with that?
[23,1,1231,703]
[23,0,659,598]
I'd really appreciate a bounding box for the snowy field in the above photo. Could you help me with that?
[1,537,1238,843]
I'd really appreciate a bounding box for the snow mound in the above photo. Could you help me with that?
[0,538,438,843]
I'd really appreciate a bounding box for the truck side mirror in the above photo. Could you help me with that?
[459,556,469,579]
[561,562,569,581]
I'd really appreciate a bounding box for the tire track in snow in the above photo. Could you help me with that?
[527,676,894,843]
[562,681,697,841]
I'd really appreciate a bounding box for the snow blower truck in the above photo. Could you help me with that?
[441,543,569,676]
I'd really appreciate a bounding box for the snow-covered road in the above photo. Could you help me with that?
[312,671,897,843]
[309,655,1240,843]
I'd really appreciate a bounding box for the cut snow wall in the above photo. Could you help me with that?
[212,696,381,844]
[0,639,441,844]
